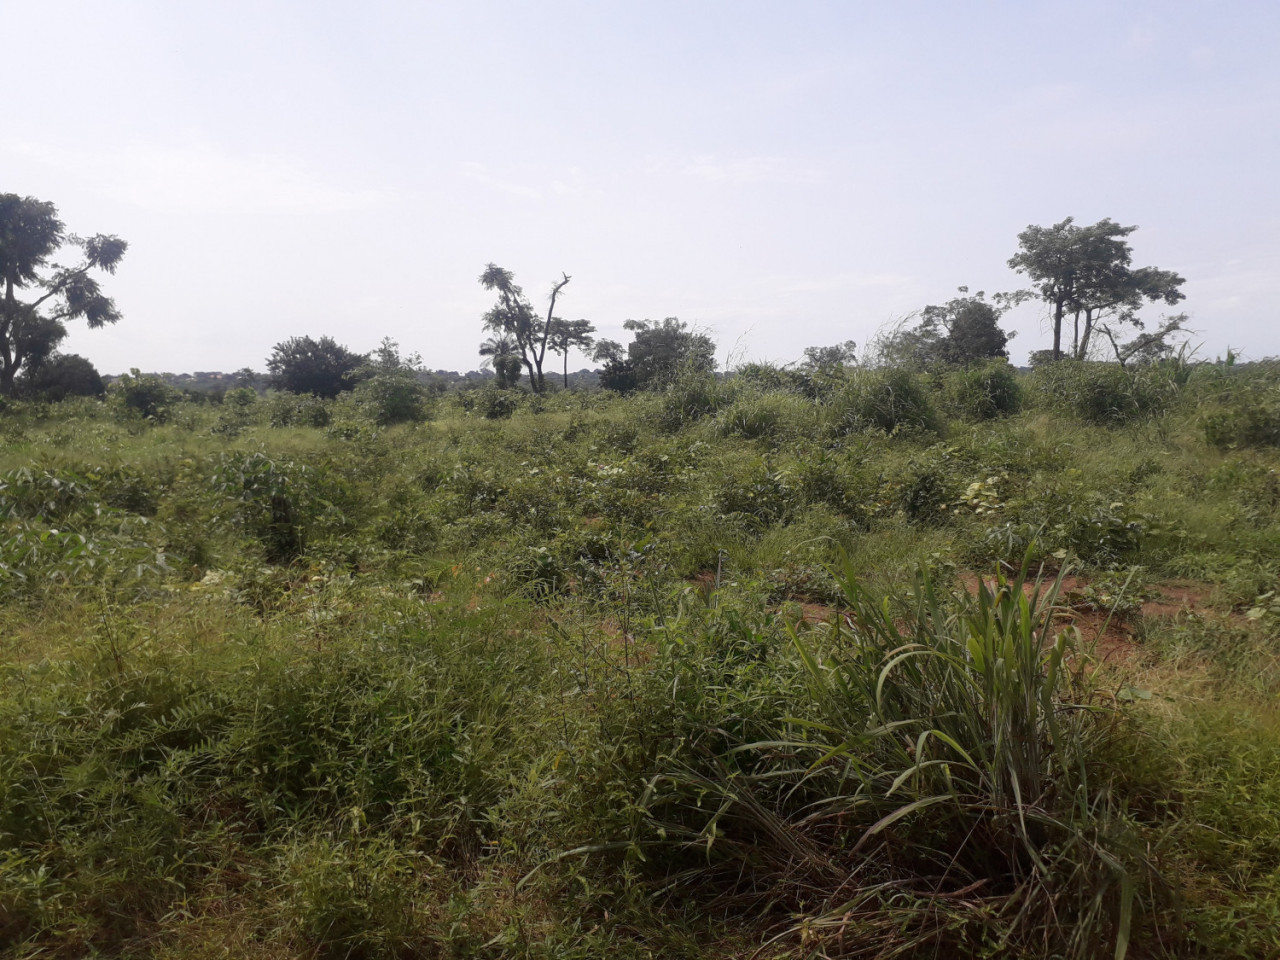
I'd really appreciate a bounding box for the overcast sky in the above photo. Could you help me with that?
[3,0,1277,375]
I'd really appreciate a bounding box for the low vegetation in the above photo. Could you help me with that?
[2,355,1279,958]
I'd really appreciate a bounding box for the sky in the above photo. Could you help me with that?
[2,0,1277,375]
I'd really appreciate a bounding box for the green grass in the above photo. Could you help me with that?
[2,362,1280,957]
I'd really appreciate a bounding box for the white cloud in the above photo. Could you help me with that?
[662,154,822,186]
[4,136,388,215]
[459,161,542,200]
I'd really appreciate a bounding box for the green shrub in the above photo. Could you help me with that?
[473,385,522,420]
[108,370,182,422]
[945,360,1022,420]
[637,560,1163,958]
[1202,392,1280,449]
[351,373,431,426]
[1030,361,1177,425]
[657,372,731,431]
[263,390,332,428]
[713,390,810,441]
[830,367,940,435]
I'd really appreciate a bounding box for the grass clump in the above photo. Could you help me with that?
[636,558,1161,958]
[830,367,940,435]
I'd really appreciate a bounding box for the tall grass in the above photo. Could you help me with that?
[639,557,1160,958]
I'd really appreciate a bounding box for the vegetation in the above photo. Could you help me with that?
[478,264,573,393]
[266,335,367,398]
[0,193,127,396]
[1009,218,1185,362]
[3,348,1280,959]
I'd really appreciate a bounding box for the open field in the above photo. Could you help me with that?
[3,359,1280,958]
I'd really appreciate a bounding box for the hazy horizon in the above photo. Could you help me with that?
[4,1,1277,376]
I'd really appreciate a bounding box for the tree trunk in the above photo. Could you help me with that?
[0,278,16,396]
[1052,297,1064,361]
[533,274,571,394]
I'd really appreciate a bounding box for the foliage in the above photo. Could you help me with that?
[267,335,366,398]
[3,360,1280,957]
[478,264,571,392]
[1029,360,1179,425]
[876,288,1020,367]
[945,359,1022,420]
[546,317,596,389]
[1009,217,1185,361]
[349,338,432,425]
[830,367,940,435]
[638,560,1159,958]
[0,193,127,395]
[801,339,859,372]
[108,369,182,422]
[20,353,105,401]
[1202,388,1280,449]
[599,318,717,392]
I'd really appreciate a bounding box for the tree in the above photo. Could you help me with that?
[920,289,1020,364]
[266,335,366,398]
[1098,313,1192,369]
[0,194,127,395]
[478,264,571,393]
[478,334,523,388]
[591,338,638,393]
[1008,218,1185,361]
[21,353,105,401]
[622,317,716,388]
[590,319,717,392]
[801,340,859,373]
[873,289,1020,367]
[545,318,596,388]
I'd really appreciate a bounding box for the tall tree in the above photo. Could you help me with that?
[0,194,126,395]
[478,264,571,392]
[1009,218,1185,361]
[545,317,596,388]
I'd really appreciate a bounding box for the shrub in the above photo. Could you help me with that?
[946,360,1022,420]
[830,367,940,435]
[1202,392,1280,449]
[657,371,730,431]
[22,354,105,401]
[264,391,332,428]
[713,391,810,442]
[1030,361,1177,425]
[108,369,181,422]
[637,560,1163,958]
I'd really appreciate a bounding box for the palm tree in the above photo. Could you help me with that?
[478,335,522,388]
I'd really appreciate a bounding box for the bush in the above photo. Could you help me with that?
[1202,392,1280,449]
[21,354,105,402]
[945,361,1022,420]
[351,374,430,426]
[108,369,182,422]
[657,372,730,431]
[713,391,810,441]
[264,391,332,428]
[637,561,1162,958]
[1030,361,1177,425]
[830,367,939,435]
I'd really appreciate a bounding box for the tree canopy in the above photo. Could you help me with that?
[478,264,571,392]
[266,336,366,398]
[595,318,717,392]
[874,289,1019,367]
[545,318,595,388]
[0,194,127,395]
[1009,218,1185,361]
